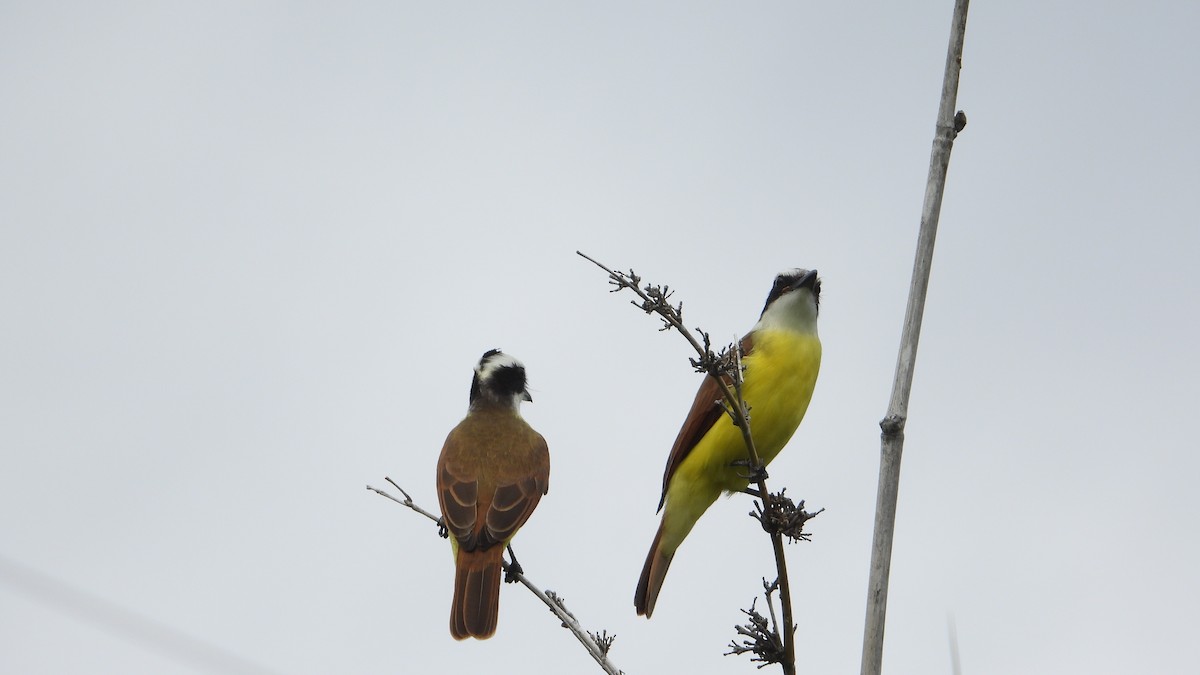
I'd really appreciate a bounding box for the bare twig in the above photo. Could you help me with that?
[368,481,623,675]
[725,580,787,668]
[368,477,442,524]
[860,3,970,675]
[575,252,767,490]
[751,489,823,543]
[578,252,802,675]
[589,630,617,657]
[520,588,623,675]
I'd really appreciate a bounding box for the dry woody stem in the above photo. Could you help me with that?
[860,2,970,674]
[726,579,787,668]
[368,479,623,675]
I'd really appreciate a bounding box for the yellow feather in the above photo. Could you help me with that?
[635,270,822,618]
[659,329,821,568]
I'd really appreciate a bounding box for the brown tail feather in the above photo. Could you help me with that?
[634,521,673,618]
[450,546,504,639]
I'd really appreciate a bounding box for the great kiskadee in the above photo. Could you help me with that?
[436,349,550,640]
[634,269,822,618]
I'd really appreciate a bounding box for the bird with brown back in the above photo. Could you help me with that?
[436,349,550,639]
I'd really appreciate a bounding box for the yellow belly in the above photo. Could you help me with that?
[665,329,821,516]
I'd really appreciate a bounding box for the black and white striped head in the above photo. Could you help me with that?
[469,349,533,409]
[754,268,821,335]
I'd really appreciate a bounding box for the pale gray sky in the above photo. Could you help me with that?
[2,2,1198,674]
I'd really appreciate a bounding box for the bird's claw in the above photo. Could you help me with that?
[730,458,769,482]
[503,545,524,583]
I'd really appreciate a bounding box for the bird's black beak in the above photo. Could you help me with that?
[790,269,819,291]
[522,390,533,402]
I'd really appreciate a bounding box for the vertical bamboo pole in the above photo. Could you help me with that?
[860,2,970,674]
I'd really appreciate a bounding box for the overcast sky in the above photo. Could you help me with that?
[2,2,1198,674]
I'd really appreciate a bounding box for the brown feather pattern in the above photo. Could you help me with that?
[656,334,754,511]
[436,408,549,639]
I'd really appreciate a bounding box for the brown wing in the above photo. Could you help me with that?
[481,440,549,548]
[438,456,482,549]
[437,428,550,552]
[656,333,754,511]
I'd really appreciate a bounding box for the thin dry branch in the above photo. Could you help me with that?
[577,251,803,675]
[575,252,767,485]
[368,480,623,675]
[725,579,787,669]
[368,478,442,523]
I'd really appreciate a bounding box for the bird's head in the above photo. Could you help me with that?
[754,268,821,334]
[469,349,533,409]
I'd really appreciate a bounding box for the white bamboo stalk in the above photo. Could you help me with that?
[860,2,970,674]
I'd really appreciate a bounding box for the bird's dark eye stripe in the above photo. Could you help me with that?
[489,365,527,395]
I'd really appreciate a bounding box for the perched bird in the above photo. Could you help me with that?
[635,269,822,618]
[436,349,550,639]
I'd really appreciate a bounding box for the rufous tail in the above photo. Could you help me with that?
[634,520,673,617]
[450,546,504,639]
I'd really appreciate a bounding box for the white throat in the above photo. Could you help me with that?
[753,288,819,336]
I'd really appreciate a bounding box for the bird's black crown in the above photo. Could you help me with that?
[469,349,529,406]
